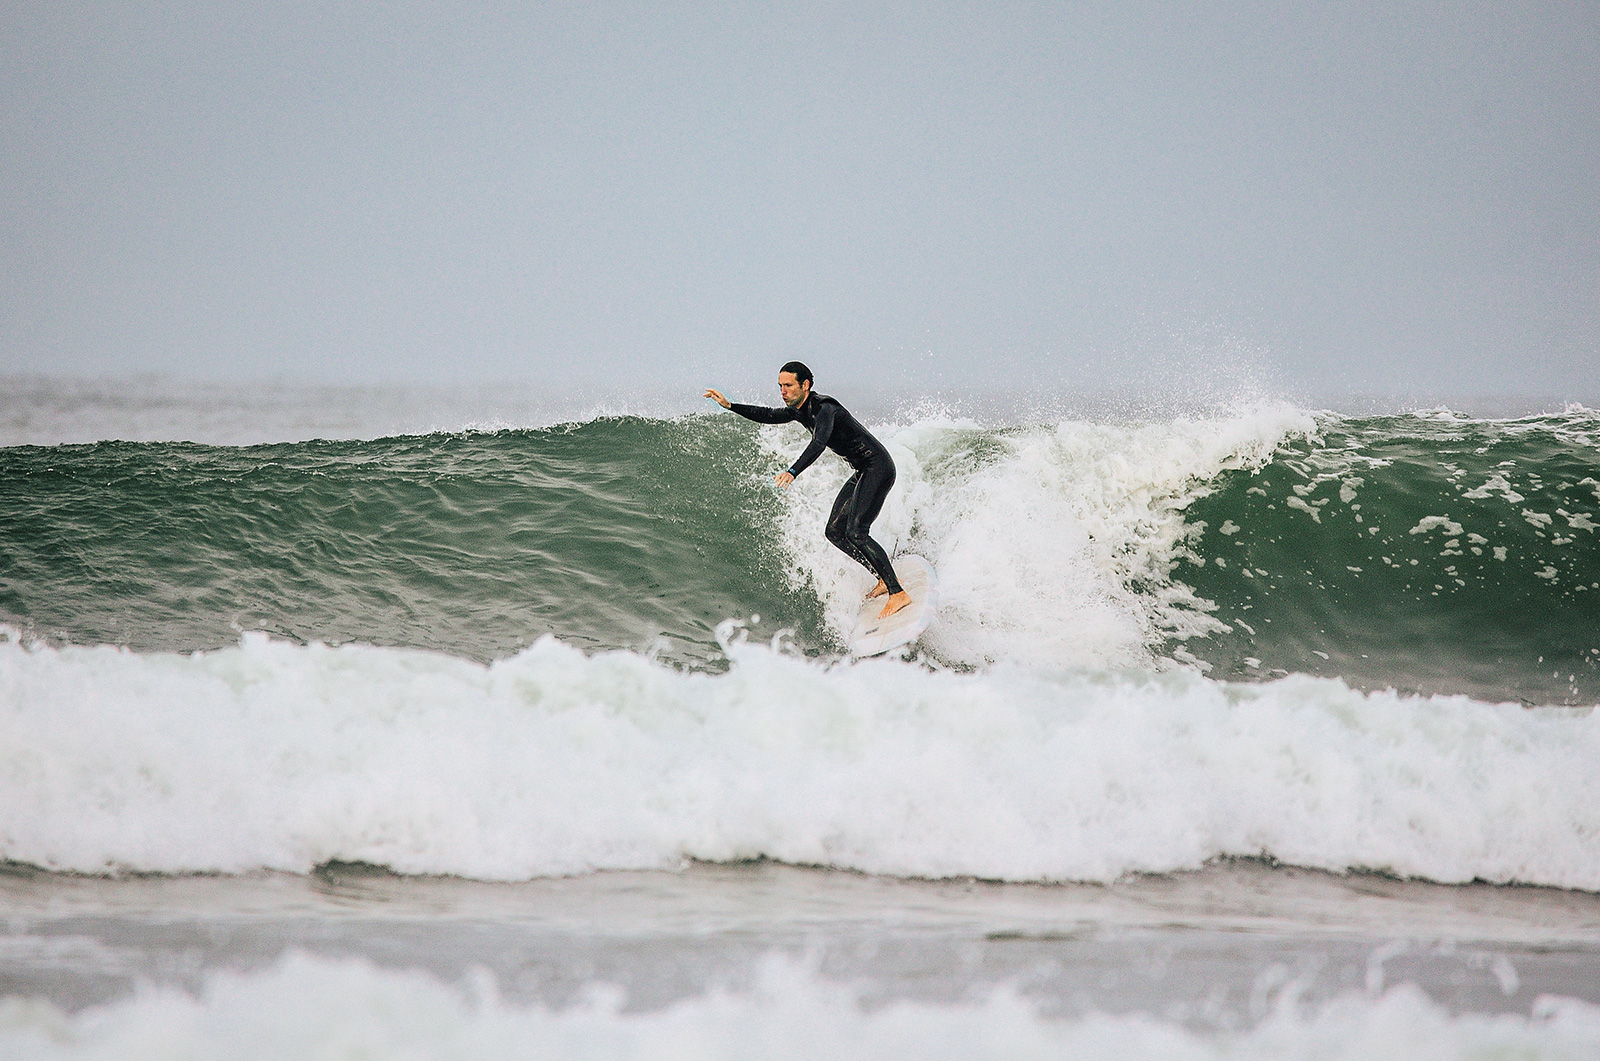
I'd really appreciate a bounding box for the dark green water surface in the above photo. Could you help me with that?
[0,417,823,667]
[1178,411,1600,703]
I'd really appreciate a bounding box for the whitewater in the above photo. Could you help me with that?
[4,627,1600,888]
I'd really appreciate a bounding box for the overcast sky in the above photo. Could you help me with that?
[4,1,1597,401]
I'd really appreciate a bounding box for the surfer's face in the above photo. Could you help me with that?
[778,372,810,408]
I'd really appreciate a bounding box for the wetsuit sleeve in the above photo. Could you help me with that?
[786,402,837,478]
[727,403,797,425]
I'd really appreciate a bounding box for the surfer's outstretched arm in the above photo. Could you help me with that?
[705,389,793,423]
[725,401,798,425]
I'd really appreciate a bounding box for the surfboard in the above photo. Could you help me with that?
[848,555,938,658]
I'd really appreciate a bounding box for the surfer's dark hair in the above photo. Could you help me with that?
[779,361,813,385]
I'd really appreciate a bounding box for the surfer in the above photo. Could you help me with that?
[704,363,911,619]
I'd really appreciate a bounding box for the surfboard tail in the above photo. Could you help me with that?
[848,555,937,657]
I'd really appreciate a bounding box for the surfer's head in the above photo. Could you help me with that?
[778,361,812,408]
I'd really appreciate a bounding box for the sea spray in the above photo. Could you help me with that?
[761,403,1319,669]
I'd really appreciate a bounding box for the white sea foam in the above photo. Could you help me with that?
[3,628,1597,887]
[2,951,1598,1060]
[758,404,1318,667]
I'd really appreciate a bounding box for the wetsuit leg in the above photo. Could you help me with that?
[826,473,877,573]
[824,459,902,594]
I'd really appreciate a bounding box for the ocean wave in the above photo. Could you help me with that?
[3,628,1596,888]
[764,402,1318,670]
[0,417,812,667]
[1177,408,1600,702]
[4,404,1598,698]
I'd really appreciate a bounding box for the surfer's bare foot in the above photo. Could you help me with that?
[865,579,889,600]
[877,591,912,618]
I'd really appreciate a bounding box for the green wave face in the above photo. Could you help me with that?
[1178,412,1600,704]
[0,417,826,667]
[4,407,1599,702]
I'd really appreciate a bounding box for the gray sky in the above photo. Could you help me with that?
[4,1,1597,401]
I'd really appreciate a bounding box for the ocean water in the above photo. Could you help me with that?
[5,950,1600,1061]
[3,379,1599,1056]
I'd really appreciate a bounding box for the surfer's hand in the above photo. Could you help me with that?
[703,388,731,408]
[774,471,794,490]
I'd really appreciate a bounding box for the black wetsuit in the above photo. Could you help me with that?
[729,394,903,594]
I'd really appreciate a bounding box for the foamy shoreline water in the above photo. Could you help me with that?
[3,861,1600,1057]
[7,953,1597,1060]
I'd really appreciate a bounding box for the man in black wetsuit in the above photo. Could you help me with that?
[704,362,910,619]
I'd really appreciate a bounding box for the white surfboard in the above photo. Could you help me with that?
[848,555,938,658]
